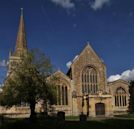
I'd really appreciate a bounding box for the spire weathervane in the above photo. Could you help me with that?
[14,8,27,56]
[20,8,23,16]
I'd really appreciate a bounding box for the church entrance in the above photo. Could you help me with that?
[95,103,105,116]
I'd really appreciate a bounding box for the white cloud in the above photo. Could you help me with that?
[73,23,77,28]
[108,69,134,82]
[73,55,78,62]
[50,0,110,10]
[108,74,121,82]
[66,55,79,68]
[91,0,110,10]
[129,12,133,17]
[66,61,72,68]
[0,60,7,67]
[51,0,75,9]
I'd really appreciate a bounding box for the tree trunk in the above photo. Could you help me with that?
[41,99,48,117]
[30,99,36,120]
[44,99,48,116]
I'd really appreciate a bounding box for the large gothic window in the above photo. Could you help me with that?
[115,87,127,107]
[56,85,68,105]
[82,66,98,94]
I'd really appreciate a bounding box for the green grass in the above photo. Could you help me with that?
[1,117,134,129]
[115,113,134,118]
[65,116,79,121]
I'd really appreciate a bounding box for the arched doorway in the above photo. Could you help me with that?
[95,103,105,116]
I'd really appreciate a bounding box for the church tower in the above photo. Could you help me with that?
[7,8,28,76]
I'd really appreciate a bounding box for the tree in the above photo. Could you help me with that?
[0,50,56,119]
[129,81,134,113]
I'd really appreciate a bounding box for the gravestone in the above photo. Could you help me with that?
[57,111,65,121]
[0,115,4,126]
[79,113,87,121]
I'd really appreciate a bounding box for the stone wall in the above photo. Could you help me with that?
[71,44,107,114]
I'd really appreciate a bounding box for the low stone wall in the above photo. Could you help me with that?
[0,106,30,118]
[0,106,30,114]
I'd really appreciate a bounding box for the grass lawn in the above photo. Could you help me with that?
[115,113,134,118]
[1,116,134,129]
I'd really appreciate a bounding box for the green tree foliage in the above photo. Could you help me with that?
[0,50,57,119]
[129,81,134,113]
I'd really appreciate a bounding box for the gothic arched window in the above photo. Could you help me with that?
[115,87,127,107]
[56,84,68,105]
[82,66,98,94]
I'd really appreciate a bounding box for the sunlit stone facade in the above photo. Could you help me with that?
[1,10,130,117]
[52,44,129,117]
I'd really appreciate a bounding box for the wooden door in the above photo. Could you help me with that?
[95,103,105,116]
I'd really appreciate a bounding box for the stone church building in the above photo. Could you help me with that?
[4,10,130,117]
[52,45,129,117]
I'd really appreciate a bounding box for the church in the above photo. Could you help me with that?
[6,10,130,117]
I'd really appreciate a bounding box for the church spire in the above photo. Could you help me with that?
[14,8,28,56]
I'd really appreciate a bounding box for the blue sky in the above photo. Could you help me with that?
[0,0,134,84]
